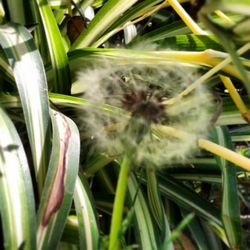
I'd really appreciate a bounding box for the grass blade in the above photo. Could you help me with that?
[68,48,248,81]
[127,174,159,249]
[180,209,210,250]
[146,168,165,231]
[211,126,243,249]
[36,0,71,93]
[158,35,224,51]
[74,175,100,250]
[4,0,26,24]
[130,20,189,45]
[152,174,223,227]
[164,213,194,246]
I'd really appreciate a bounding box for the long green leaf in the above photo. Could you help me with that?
[105,0,162,34]
[127,174,159,249]
[146,168,165,231]
[37,109,80,250]
[158,35,224,51]
[164,213,194,246]
[181,210,209,250]
[4,0,27,24]
[130,20,189,45]
[4,0,47,61]
[0,23,50,193]
[151,174,223,227]
[0,107,36,250]
[74,175,100,250]
[200,220,224,250]
[70,0,139,49]
[36,0,71,93]
[68,48,248,81]
[211,126,243,249]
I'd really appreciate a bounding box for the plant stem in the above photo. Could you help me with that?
[164,43,250,105]
[198,139,250,172]
[167,0,206,35]
[154,124,250,172]
[214,10,234,25]
[67,0,72,16]
[109,154,131,250]
[220,76,250,124]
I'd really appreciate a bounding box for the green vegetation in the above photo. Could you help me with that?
[0,0,250,249]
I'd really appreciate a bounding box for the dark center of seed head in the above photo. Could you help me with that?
[122,89,165,123]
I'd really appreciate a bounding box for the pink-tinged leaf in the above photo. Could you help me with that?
[37,109,80,250]
[42,112,71,226]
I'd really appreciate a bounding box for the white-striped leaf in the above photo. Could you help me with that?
[0,23,51,193]
[211,127,243,249]
[74,175,100,250]
[127,174,158,249]
[0,107,36,250]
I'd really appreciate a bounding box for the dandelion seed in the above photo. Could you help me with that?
[78,62,213,167]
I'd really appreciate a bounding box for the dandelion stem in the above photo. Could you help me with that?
[109,154,131,250]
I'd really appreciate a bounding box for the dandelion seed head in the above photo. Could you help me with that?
[78,62,213,167]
